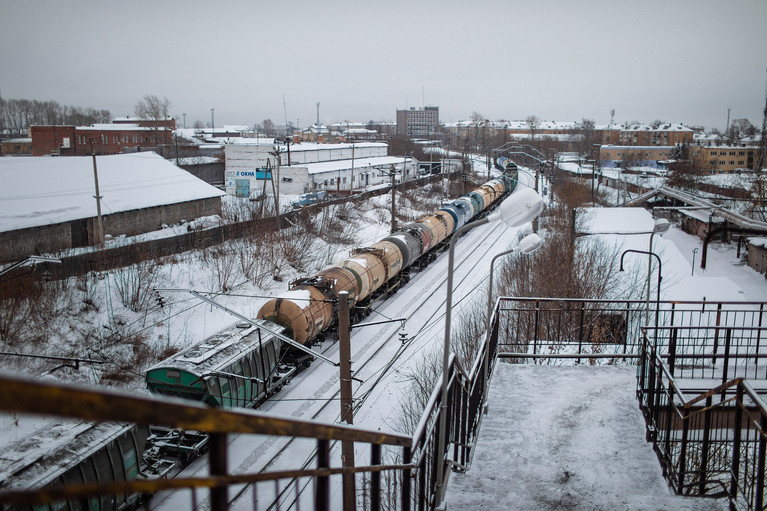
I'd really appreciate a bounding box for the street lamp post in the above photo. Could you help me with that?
[435,188,543,506]
[691,247,699,276]
[646,218,670,323]
[485,233,544,333]
[620,249,663,346]
[482,233,543,405]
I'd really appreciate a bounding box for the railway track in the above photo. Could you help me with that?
[146,175,538,510]
[151,216,513,510]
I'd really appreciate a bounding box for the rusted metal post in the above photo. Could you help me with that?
[699,396,712,495]
[316,439,330,511]
[338,291,356,510]
[402,446,412,511]
[678,412,689,492]
[209,432,228,511]
[756,412,767,509]
[722,328,732,388]
[371,444,382,511]
[730,385,744,504]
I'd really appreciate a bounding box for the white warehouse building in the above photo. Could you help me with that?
[224,141,415,197]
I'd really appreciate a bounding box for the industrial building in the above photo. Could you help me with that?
[223,141,414,197]
[0,152,224,262]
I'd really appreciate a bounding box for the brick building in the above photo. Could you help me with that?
[0,138,32,156]
[30,123,173,156]
[689,144,762,173]
[597,124,693,146]
[598,146,675,168]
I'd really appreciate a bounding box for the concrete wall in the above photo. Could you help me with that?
[747,240,767,274]
[0,197,222,263]
[179,162,225,186]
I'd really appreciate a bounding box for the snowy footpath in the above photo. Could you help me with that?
[443,364,728,511]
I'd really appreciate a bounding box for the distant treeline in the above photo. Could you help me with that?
[0,94,111,135]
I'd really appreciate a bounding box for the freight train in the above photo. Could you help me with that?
[145,171,527,408]
[1,171,537,510]
[495,155,518,172]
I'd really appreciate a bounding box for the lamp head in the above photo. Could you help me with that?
[487,188,544,227]
[515,233,544,254]
[653,218,670,235]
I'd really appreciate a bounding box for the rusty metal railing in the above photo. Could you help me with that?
[0,303,503,511]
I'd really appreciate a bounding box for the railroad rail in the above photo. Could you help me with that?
[0,288,506,511]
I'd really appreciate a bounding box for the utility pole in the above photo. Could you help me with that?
[350,140,355,190]
[182,113,186,129]
[210,108,214,137]
[90,142,105,247]
[390,166,397,233]
[337,291,356,510]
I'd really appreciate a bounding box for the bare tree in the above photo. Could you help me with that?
[134,94,171,145]
[526,115,539,141]
[746,174,767,221]
[620,149,642,171]
[731,118,757,139]
[262,119,275,137]
[666,143,707,190]
[578,118,599,155]
[0,93,110,134]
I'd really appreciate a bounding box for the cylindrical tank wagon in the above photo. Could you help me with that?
[254,175,521,348]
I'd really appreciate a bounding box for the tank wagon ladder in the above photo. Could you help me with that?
[154,288,339,368]
[351,246,402,298]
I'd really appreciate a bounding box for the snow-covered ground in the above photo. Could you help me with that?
[2,164,766,507]
[444,364,728,511]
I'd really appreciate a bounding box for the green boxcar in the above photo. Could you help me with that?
[145,319,286,408]
[0,422,148,511]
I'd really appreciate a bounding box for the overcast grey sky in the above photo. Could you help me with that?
[1,0,765,130]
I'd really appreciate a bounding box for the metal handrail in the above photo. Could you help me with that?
[0,373,410,445]
[637,328,767,510]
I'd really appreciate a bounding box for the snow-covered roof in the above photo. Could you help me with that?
[0,152,225,233]
[303,156,410,175]
[222,125,250,132]
[600,145,676,150]
[146,319,282,375]
[653,123,693,132]
[177,156,221,166]
[576,207,655,234]
[0,421,135,490]
[679,209,725,224]
[748,237,767,249]
[444,120,581,130]
[79,123,153,131]
[113,115,173,122]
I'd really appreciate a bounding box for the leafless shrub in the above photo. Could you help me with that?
[450,298,490,369]
[0,277,72,347]
[395,345,442,435]
[98,330,155,385]
[313,204,356,244]
[275,224,317,272]
[202,244,238,292]
[111,259,159,312]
